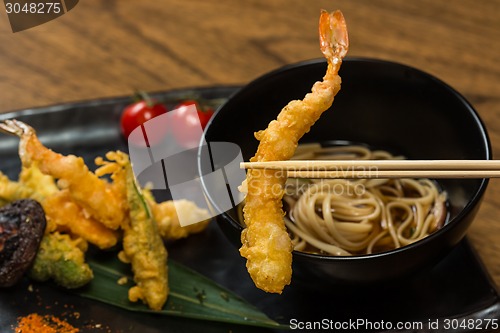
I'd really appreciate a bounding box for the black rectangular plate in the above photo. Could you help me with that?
[0,86,499,333]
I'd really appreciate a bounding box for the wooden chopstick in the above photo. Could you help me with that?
[240,160,500,179]
[285,170,500,179]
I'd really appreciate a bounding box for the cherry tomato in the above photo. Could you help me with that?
[176,100,214,130]
[120,98,168,146]
[171,100,214,148]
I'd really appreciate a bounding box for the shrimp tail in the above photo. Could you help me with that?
[0,119,33,164]
[319,10,349,64]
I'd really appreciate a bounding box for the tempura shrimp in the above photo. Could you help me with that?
[42,191,120,249]
[240,9,348,293]
[0,120,126,230]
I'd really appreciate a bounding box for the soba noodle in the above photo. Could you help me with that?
[280,144,448,256]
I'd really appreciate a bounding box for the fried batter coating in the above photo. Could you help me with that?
[0,165,118,245]
[0,165,59,204]
[0,172,34,202]
[0,120,125,230]
[19,164,59,201]
[42,191,120,249]
[241,10,348,293]
[146,194,211,241]
[1,166,59,232]
[28,232,93,289]
[95,151,129,224]
[118,154,168,311]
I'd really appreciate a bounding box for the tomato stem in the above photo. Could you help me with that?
[134,90,155,107]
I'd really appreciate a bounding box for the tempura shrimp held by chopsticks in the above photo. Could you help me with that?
[241,9,348,293]
[0,119,125,230]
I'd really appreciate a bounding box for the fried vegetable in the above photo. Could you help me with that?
[0,199,46,287]
[120,160,168,311]
[0,172,34,203]
[143,190,211,241]
[28,232,93,289]
[19,164,59,201]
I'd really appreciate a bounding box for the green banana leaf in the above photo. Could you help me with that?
[75,253,287,330]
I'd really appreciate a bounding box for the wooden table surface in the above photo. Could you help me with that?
[0,0,499,287]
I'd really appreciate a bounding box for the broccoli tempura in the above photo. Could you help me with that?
[28,232,93,289]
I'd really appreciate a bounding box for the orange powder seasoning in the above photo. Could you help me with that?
[14,313,79,333]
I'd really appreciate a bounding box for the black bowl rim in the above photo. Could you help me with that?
[199,57,492,262]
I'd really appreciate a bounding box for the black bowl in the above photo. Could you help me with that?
[198,57,491,284]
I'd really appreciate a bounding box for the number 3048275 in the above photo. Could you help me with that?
[5,2,62,14]
[443,318,498,330]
